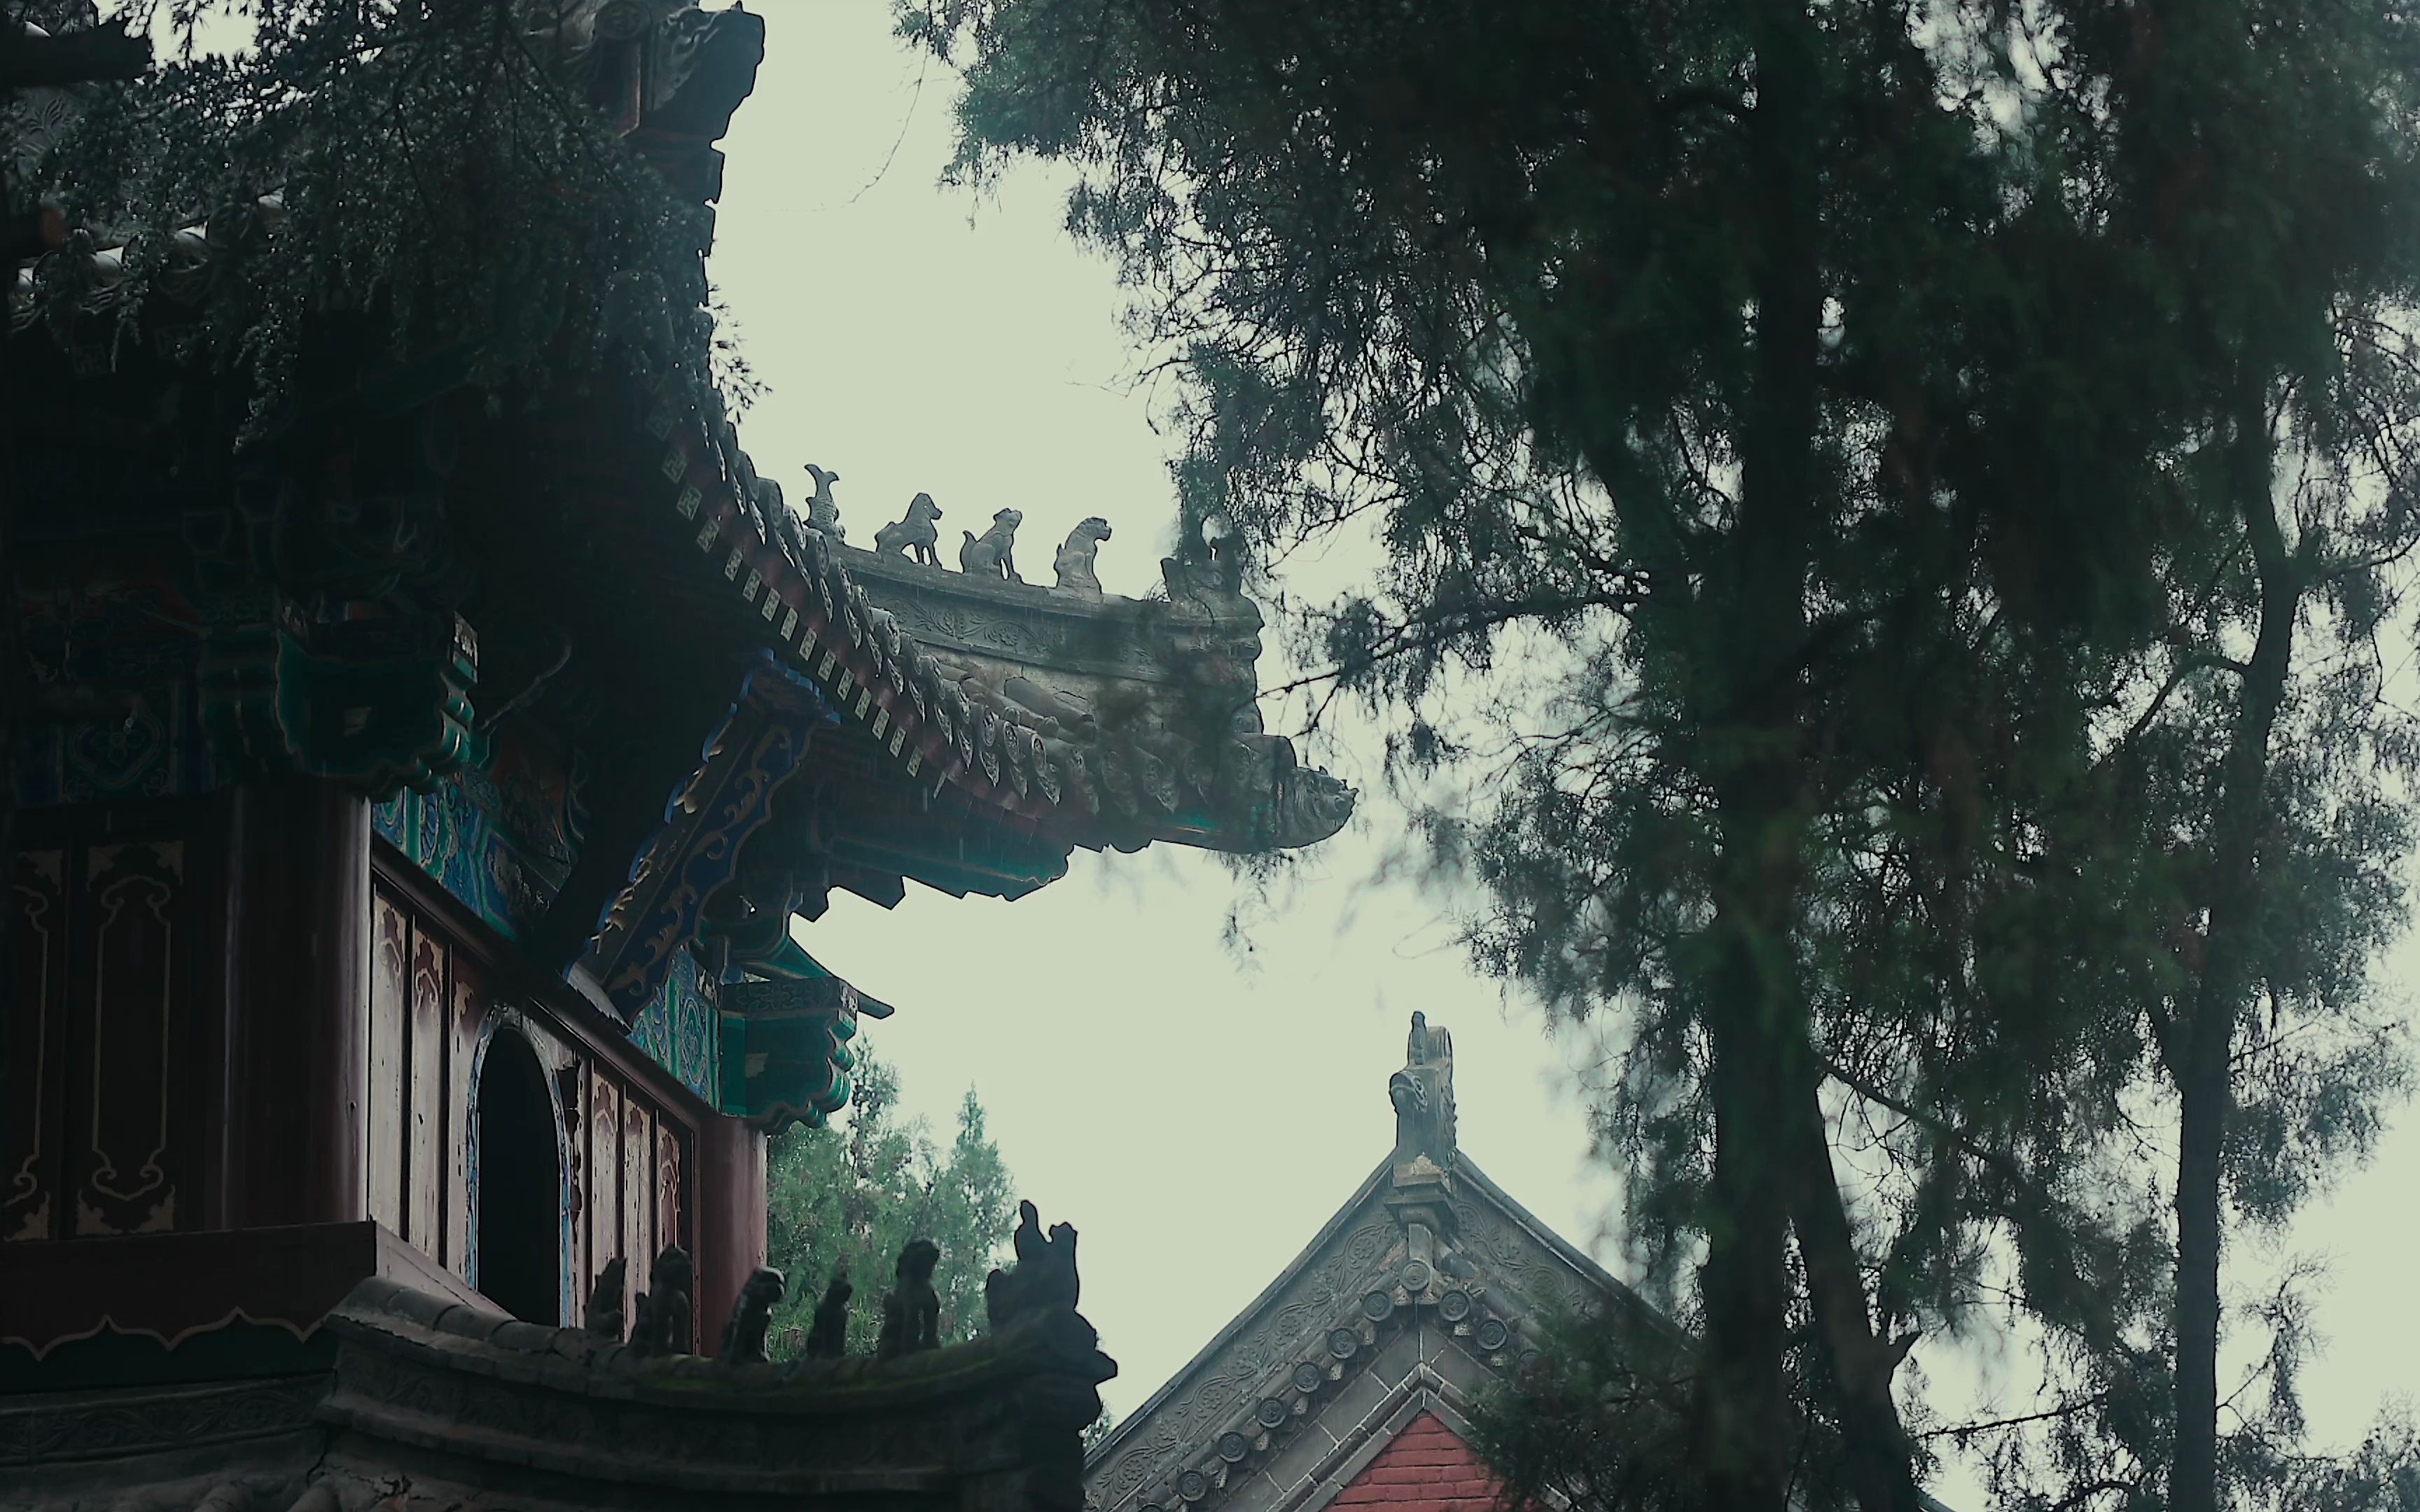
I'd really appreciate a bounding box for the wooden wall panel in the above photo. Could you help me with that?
[621,1100,651,1322]
[70,840,200,1237]
[366,851,699,1335]
[406,932,446,1254]
[444,963,486,1281]
[558,1058,586,1319]
[10,800,237,1242]
[654,1123,682,1281]
[587,1070,623,1322]
[6,850,68,1242]
[366,895,408,1235]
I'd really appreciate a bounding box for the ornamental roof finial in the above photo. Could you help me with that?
[1389,1011,1456,1170]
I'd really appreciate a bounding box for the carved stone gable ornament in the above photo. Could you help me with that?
[1084,1016,1670,1512]
[1388,1010,1456,1169]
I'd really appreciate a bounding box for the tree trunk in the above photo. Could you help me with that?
[1692,4,1830,1505]
[1789,1075,1926,1512]
[1697,909,1798,1511]
[2169,377,2295,1512]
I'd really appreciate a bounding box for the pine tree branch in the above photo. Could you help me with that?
[1915,1395,2111,1441]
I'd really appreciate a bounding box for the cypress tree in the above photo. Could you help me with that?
[906,0,2420,1504]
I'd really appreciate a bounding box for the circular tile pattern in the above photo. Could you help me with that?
[1361,1289,1394,1322]
[1218,1432,1251,1463]
[1328,1326,1361,1359]
[1438,1289,1473,1322]
[1475,1318,1510,1352]
[1400,1259,1434,1292]
[1258,1396,1290,1428]
[1178,1470,1210,1502]
[1293,1362,1326,1393]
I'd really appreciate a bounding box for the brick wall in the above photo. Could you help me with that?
[1330,1411,1505,1511]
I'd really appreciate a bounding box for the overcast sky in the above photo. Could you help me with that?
[711,1,2419,1495]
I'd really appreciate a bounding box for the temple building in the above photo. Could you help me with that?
[1084,1017,1654,1512]
[0,3,1349,1507]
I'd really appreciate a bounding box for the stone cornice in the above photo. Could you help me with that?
[324,1275,1114,1499]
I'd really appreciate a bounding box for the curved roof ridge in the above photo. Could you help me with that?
[1085,1158,1393,1469]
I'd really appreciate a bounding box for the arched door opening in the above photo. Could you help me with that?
[475,1028,559,1324]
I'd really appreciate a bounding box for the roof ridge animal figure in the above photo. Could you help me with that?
[960,507,1023,582]
[583,1257,627,1342]
[625,1245,693,1359]
[717,1264,785,1365]
[805,1265,853,1358]
[1052,517,1112,598]
[953,507,1021,578]
[874,491,943,567]
[982,1199,1083,1330]
[876,1239,942,1360]
[802,463,844,541]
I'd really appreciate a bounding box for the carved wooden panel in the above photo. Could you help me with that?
[557,1058,586,1317]
[6,850,67,1241]
[587,1070,623,1322]
[654,1122,681,1278]
[407,931,446,1254]
[70,841,195,1236]
[445,962,486,1280]
[621,1100,651,1316]
[367,895,409,1235]
[366,851,697,1334]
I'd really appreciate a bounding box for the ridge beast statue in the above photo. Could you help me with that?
[983,1200,1080,1329]
[717,1264,785,1364]
[805,1265,854,1357]
[876,1238,941,1359]
[1052,517,1112,598]
[875,491,944,566]
[626,1245,694,1359]
[959,507,1023,581]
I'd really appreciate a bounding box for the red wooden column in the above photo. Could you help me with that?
[215,778,370,1230]
[693,1111,765,1349]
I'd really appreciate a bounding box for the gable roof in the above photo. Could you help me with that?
[1085,1016,1664,1512]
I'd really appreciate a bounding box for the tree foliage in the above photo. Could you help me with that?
[18,0,726,428]
[906,0,2420,1506]
[763,1040,1018,1358]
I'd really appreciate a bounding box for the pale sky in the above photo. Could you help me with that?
[711,1,2419,1497]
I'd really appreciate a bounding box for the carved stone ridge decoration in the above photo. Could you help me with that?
[1389,1011,1456,1170]
[316,1267,1120,1502]
[982,1199,1081,1331]
[634,391,1356,853]
[626,1244,693,1359]
[873,491,942,566]
[584,1256,627,1341]
[1052,517,1111,599]
[803,462,844,540]
[876,1238,940,1360]
[717,1264,785,1364]
[958,508,1023,582]
[0,1375,326,1468]
[1087,1208,1397,1505]
[1085,1021,1690,1512]
[805,1266,852,1358]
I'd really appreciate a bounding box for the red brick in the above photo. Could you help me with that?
[1330,1413,1510,1510]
